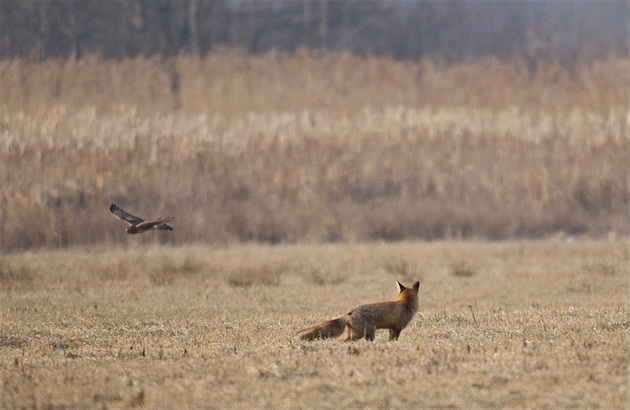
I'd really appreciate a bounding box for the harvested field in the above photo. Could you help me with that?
[1,240,628,408]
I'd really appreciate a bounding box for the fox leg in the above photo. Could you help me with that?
[346,321,365,341]
[344,323,354,341]
[388,328,402,341]
[364,323,376,341]
[345,330,362,342]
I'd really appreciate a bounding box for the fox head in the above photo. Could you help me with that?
[396,281,420,307]
[397,281,420,293]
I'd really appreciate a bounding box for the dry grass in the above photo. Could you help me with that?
[1,52,628,249]
[0,240,628,409]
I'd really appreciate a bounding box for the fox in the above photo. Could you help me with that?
[297,281,420,342]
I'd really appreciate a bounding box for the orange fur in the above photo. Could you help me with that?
[296,318,346,340]
[297,281,420,342]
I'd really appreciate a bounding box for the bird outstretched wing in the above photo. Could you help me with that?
[109,203,144,225]
[136,217,175,231]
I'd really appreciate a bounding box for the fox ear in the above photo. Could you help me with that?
[413,281,420,290]
[396,281,405,292]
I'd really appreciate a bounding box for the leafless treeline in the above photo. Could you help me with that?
[1,0,627,64]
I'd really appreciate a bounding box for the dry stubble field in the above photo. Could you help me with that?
[1,240,628,409]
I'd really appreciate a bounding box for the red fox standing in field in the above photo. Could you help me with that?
[297,281,420,341]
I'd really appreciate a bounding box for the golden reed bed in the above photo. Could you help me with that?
[1,52,628,249]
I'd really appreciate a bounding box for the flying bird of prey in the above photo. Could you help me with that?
[109,203,174,234]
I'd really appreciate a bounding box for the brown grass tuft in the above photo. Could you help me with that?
[228,262,290,287]
[450,256,480,277]
[0,256,37,289]
[381,255,423,282]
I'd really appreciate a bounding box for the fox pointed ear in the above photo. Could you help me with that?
[396,281,405,292]
[413,281,420,290]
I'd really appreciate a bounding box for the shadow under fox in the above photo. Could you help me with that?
[298,281,420,341]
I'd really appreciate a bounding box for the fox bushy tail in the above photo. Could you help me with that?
[297,318,347,340]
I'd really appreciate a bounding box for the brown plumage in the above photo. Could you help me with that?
[109,203,174,234]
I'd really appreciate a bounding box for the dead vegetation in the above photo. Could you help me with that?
[0,240,627,409]
[1,52,628,249]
